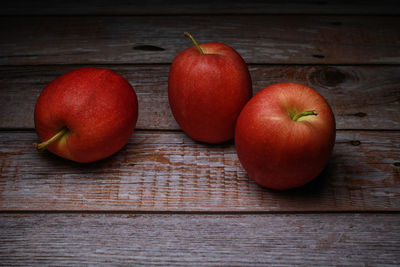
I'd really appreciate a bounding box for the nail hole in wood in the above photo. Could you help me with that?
[354,112,367,117]
[350,140,361,146]
[133,45,165,51]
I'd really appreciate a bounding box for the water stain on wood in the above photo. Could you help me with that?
[153,154,170,165]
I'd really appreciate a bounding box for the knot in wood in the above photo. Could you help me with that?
[312,67,346,87]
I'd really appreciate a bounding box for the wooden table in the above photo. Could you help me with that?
[1,1,400,265]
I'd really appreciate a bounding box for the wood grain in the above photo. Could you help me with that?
[1,130,399,212]
[1,15,399,65]
[3,0,400,15]
[1,2,399,265]
[1,65,400,131]
[0,213,399,266]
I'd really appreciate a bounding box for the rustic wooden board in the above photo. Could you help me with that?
[1,2,398,265]
[3,0,400,15]
[1,213,399,265]
[1,16,399,65]
[1,65,399,131]
[1,130,399,212]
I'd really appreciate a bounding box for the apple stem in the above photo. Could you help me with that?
[292,110,318,121]
[184,32,204,54]
[33,127,69,151]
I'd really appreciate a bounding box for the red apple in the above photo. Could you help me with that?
[168,32,252,143]
[34,67,138,163]
[235,83,336,190]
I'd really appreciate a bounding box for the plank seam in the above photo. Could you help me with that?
[1,210,400,215]
[1,129,400,133]
[2,63,400,67]
[1,13,400,17]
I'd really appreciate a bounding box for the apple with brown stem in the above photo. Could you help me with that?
[168,32,252,143]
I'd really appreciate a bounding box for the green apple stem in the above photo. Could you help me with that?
[33,127,69,151]
[292,110,318,121]
[184,32,204,54]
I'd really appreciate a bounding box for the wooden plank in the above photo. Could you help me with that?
[0,213,399,265]
[1,16,399,65]
[1,65,399,130]
[2,0,400,15]
[1,130,399,212]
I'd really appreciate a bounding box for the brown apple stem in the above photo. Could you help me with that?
[33,127,69,151]
[184,32,204,54]
[292,110,318,121]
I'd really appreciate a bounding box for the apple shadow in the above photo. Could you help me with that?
[36,146,125,174]
[189,134,334,196]
[190,135,235,148]
[259,161,334,197]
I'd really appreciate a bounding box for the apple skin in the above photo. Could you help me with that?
[235,83,336,190]
[168,42,252,143]
[34,67,138,163]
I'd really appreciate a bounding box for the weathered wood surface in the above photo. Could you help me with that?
[1,65,399,130]
[1,16,400,65]
[1,2,400,265]
[1,213,399,266]
[3,0,400,15]
[1,130,399,212]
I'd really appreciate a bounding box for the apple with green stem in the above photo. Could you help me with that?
[34,67,138,163]
[235,83,336,190]
[168,32,252,143]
